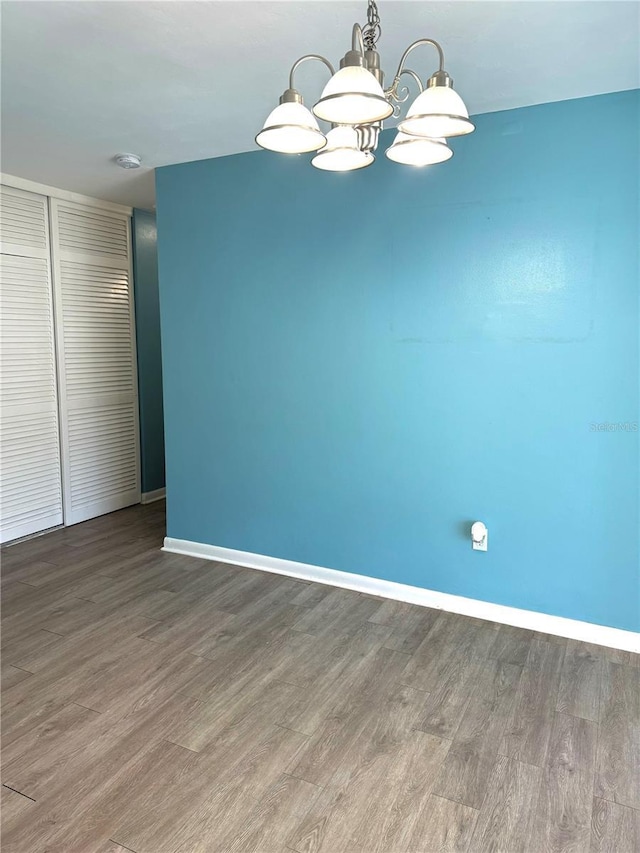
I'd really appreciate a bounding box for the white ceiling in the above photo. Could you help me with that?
[2,1,638,209]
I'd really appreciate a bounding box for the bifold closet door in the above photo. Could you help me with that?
[50,199,140,525]
[0,186,64,542]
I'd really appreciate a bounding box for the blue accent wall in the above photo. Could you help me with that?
[132,208,165,494]
[156,90,639,632]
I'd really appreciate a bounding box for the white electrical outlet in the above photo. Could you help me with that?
[471,521,488,551]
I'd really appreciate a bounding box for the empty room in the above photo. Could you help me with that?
[0,1,638,851]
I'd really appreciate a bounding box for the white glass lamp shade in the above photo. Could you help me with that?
[385,132,453,166]
[311,126,374,172]
[398,85,475,138]
[313,66,393,124]
[255,102,326,154]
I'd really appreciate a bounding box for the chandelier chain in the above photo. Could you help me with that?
[363,0,382,51]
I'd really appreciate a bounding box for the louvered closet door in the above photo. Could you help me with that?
[0,186,64,542]
[50,200,140,525]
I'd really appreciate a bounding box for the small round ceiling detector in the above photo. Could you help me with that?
[115,153,142,169]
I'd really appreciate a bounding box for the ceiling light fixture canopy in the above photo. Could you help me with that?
[255,0,474,171]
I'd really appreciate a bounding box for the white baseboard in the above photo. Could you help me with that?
[141,488,166,505]
[162,537,640,654]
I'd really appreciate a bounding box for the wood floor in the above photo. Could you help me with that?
[1,503,639,853]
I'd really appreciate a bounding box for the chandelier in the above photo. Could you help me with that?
[256,0,474,171]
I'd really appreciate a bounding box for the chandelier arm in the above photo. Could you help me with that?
[352,23,365,55]
[288,54,336,91]
[392,38,445,87]
[385,68,424,109]
[398,68,424,95]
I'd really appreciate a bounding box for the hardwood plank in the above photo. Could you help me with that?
[591,797,640,853]
[488,623,533,666]
[176,569,273,614]
[500,638,565,766]
[40,594,106,636]
[468,754,542,852]
[1,701,99,773]
[290,582,330,608]
[400,611,497,694]
[218,576,308,632]
[368,598,440,654]
[3,630,140,718]
[413,625,498,740]
[592,646,638,667]
[0,581,40,615]
[167,676,300,753]
[1,785,35,824]
[1,664,33,690]
[530,712,598,853]
[288,648,412,787]
[116,725,309,853]
[595,661,640,809]
[175,621,312,709]
[71,644,212,716]
[226,773,322,853]
[1,627,64,671]
[288,696,450,853]
[2,692,201,802]
[1,540,78,574]
[4,549,131,595]
[137,604,236,656]
[291,587,379,638]
[80,559,190,611]
[276,622,393,735]
[5,608,157,676]
[557,639,603,722]
[356,732,452,853]
[62,571,122,604]
[404,794,478,853]
[1,693,199,850]
[531,631,639,668]
[277,620,392,690]
[0,694,69,748]
[87,741,200,851]
[6,739,198,852]
[432,658,522,809]
[1,559,57,587]
[533,630,568,648]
